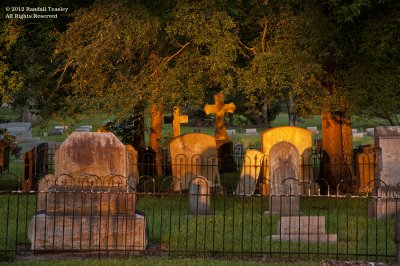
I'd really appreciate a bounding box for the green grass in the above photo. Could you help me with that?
[0,194,393,263]
[9,257,319,265]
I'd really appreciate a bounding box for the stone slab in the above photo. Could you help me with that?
[267,196,300,215]
[235,149,265,195]
[270,234,337,242]
[28,212,147,251]
[353,132,364,138]
[54,132,128,183]
[366,128,374,135]
[170,133,220,191]
[245,128,257,135]
[38,187,136,214]
[270,216,337,243]
[227,129,235,138]
[375,126,400,188]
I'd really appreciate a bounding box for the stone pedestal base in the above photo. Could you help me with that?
[269,216,337,243]
[265,196,300,215]
[28,211,147,251]
[368,198,399,218]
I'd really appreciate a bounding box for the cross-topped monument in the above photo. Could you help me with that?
[173,107,188,138]
[204,92,236,141]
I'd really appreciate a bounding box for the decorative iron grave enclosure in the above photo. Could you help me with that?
[0,142,395,263]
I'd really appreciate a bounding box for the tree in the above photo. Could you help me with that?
[56,0,240,176]
[0,20,24,106]
[237,1,322,127]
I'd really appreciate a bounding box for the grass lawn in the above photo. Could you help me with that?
[10,257,319,265]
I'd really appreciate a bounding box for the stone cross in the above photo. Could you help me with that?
[204,92,236,141]
[172,107,188,138]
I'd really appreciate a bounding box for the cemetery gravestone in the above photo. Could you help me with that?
[28,132,146,251]
[75,125,92,132]
[227,129,235,138]
[356,145,377,193]
[235,149,265,195]
[189,177,211,215]
[366,128,374,135]
[306,126,319,135]
[268,141,301,214]
[261,126,313,197]
[170,133,220,191]
[270,216,337,243]
[370,126,400,217]
[54,132,131,179]
[245,128,257,135]
[0,140,10,173]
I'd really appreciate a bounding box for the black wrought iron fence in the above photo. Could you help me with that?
[0,188,396,263]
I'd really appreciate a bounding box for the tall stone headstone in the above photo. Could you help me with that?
[29,132,146,251]
[375,127,400,188]
[235,149,265,195]
[170,133,220,191]
[54,132,130,182]
[370,127,400,217]
[261,126,313,196]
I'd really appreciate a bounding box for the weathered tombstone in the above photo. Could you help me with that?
[369,126,400,217]
[227,129,235,138]
[306,126,319,135]
[235,149,265,195]
[270,216,337,243]
[23,142,50,192]
[0,140,10,173]
[366,128,375,135]
[193,128,201,133]
[126,144,140,190]
[54,132,130,179]
[172,107,188,138]
[245,128,257,135]
[268,141,301,214]
[352,128,358,134]
[75,125,92,132]
[356,145,377,193]
[261,126,313,197]
[353,132,364,139]
[170,133,220,191]
[189,176,211,215]
[28,132,146,251]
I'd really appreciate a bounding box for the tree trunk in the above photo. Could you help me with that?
[149,103,163,177]
[287,95,297,126]
[149,50,163,177]
[320,111,354,194]
[132,106,146,152]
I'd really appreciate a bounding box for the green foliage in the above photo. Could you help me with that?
[0,21,24,105]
